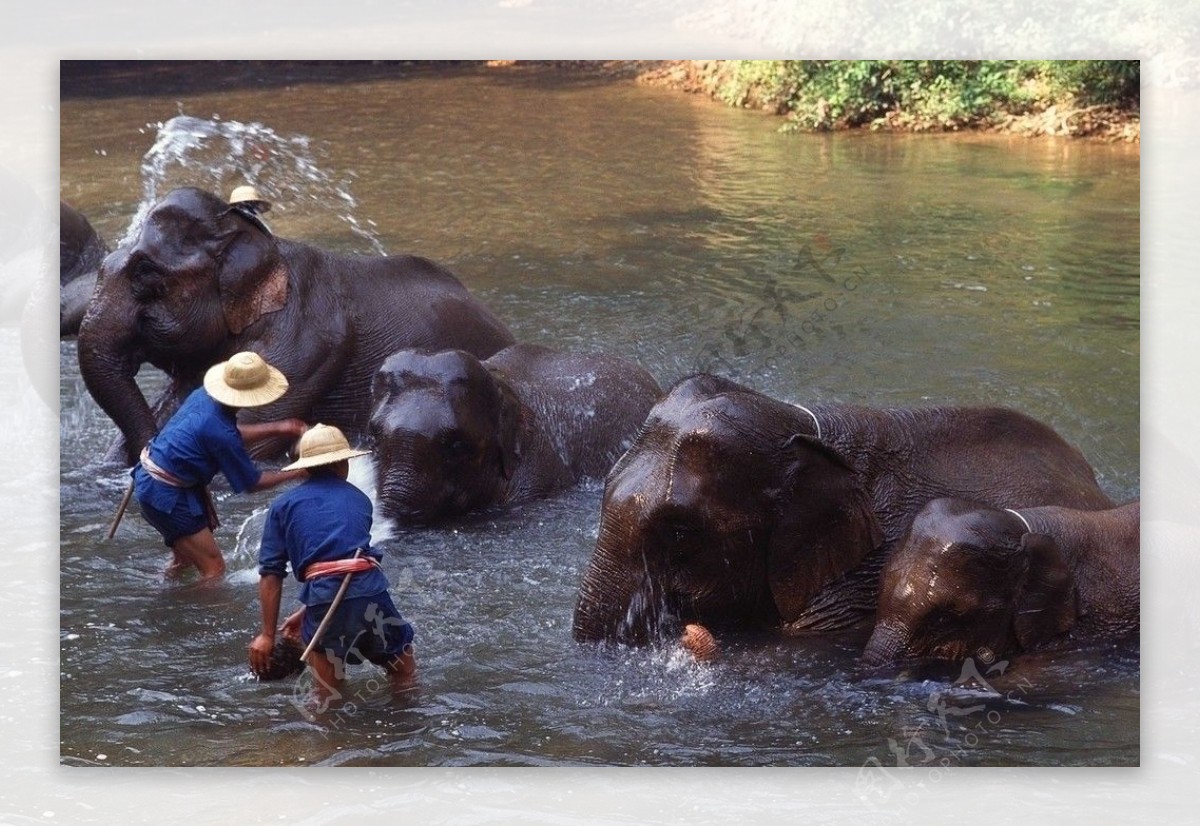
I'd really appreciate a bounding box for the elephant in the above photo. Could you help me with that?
[60,200,108,337]
[369,343,662,524]
[862,498,1139,667]
[77,186,515,465]
[571,373,1115,646]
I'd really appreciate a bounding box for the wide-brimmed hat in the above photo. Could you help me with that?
[228,184,272,214]
[203,351,289,408]
[283,423,371,471]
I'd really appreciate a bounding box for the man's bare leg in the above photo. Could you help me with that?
[164,550,191,579]
[385,646,417,694]
[307,650,345,708]
[170,528,226,579]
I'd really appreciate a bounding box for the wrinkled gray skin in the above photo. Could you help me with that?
[863,498,1139,666]
[370,344,662,524]
[78,187,514,465]
[60,200,108,337]
[572,374,1114,646]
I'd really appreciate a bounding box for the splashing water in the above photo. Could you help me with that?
[347,453,397,546]
[121,115,386,256]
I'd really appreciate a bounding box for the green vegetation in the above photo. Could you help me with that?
[715,60,1139,133]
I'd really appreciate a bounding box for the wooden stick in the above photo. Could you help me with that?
[300,549,364,663]
[106,481,134,540]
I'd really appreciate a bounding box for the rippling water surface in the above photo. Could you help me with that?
[59,64,1139,767]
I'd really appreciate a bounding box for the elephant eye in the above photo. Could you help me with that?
[929,605,965,626]
[440,432,474,457]
[133,258,161,281]
[130,258,166,300]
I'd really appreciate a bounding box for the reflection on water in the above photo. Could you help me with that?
[60,64,1138,767]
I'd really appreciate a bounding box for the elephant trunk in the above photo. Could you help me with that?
[862,621,910,667]
[572,557,629,643]
[573,528,665,646]
[77,260,157,466]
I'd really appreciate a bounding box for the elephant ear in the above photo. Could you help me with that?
[767,434,884,624]
[1013,533,1077,649]
[215,214,290,335]
[493,375,524,481]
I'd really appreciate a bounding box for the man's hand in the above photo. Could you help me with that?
[279,608,304,643]
[248,632,276,677]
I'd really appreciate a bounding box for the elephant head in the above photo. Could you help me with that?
[862,498,1078,667]
[369,349,522,524]
[572,374,882,645]
[77,187,289,463]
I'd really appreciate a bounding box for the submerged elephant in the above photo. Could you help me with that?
[862,498,1139,666]
[369,344,662,523]
[60,200,108,337]
[78,187,515,464]
[572,374,1114,646]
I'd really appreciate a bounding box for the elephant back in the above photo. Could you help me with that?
[60,201,107,285]
[486,344,662,478]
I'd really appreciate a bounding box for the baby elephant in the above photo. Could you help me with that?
[369,344,662,524]
[864,497,1139,666]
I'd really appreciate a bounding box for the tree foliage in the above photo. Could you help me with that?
[717,60,1139,132]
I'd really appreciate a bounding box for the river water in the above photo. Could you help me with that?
[59,63,1139,768]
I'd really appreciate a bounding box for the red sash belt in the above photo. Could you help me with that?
[302,555,379,581]
[139,446,192,487]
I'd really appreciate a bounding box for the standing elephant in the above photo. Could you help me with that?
[572,374,1114,646]
[60,200,108,337]
[862,498,1139,666]
[77,187,514,465]
[369,344,662,524]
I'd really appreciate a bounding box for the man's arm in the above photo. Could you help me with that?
[251,468,307,492]
[248,574,284,675]
[238,418,308,446]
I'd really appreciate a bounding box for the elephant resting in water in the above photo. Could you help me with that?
[572,374,1115,646]
[369,344,662,524]
[77,187,515,465]
[60,200,108,337]
[862,498,1139,666]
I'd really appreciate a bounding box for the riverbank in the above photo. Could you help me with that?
[489,60,1140,143]
[61,60,1139,143]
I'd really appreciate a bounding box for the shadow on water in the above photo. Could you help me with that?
[61,61,646,102]
[61,60,488,100]
[59,67,1139,766]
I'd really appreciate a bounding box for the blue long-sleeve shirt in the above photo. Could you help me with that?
[257,474,389,605]
[132,387,262,516]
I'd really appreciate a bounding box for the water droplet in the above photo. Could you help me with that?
[123,115,386,255]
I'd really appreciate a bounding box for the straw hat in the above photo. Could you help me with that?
[203,351,289,408]
[282,423,371,471]
[228,184,272,214]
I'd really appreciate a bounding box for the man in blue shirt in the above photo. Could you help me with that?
[133,351,308,580]
[249,424,416,706]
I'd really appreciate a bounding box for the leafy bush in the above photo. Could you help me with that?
[1038,60,1140,106]
[716,60,1139,132]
